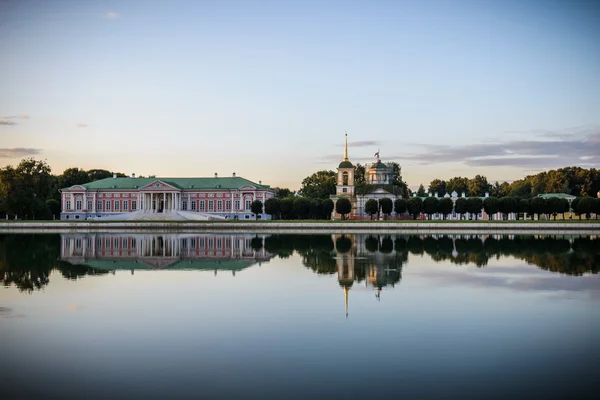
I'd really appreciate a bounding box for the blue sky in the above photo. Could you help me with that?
[1,0,599,189]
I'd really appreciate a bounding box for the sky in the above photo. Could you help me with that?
[1,0,599,190]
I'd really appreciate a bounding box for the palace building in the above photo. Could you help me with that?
[330,134,405,219]
[59,173,275,220]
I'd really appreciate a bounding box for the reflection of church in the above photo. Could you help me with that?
[333,234,404,317]
[60,234,273,274]
[330,134,404,219]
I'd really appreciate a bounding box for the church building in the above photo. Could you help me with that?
[330,134,405,219]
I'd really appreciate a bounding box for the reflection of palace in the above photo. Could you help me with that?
[60,234,273,274]
[333,234,405,317]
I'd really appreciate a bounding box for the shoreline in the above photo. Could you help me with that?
[1,221,599,234]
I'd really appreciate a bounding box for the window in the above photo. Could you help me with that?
[217,201,222,211]
[132,200,137,210]
[106,201,110,210]
[191,201,197,211]
[87,200,92,210]
[122,238,128,248]
[182,200,188,210]
[66,200,72,210]
[226,200,231,210]
[132,239,136,249]
[97,200,102,210]
[123,201,128,210]
[115,201,121,211]
[96,238,102,248]
[343,188,347,193]
[114,238,119,248]
[76,200,82,210]
[105,238,110,247]
[245,200,251,210]
[208,238,214,249]
[199,201,205,211]
[208,200,214,211]
[216,238,222,249]
[235,200,240,210]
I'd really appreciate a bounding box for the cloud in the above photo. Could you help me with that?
[0,120,16,126]
[347,140,380,147]
[2,114,29,119]
[105,11,118,19]
[75,123,88,128]
[0,148,42,158]
[401,126,600,169]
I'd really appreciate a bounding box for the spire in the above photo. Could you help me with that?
[343,132,349,161]
[344,285,349,319]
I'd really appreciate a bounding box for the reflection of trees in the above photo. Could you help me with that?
[0,234,107,293]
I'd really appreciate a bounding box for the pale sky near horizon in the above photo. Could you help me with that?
[1,0,599,190]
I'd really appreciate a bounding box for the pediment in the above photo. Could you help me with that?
[140,257,179,269]
[68,185,86,191]
[139,180,179,191]
[372,187,391,194]
[240,184,257,190]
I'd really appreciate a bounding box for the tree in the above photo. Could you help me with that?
[468,175,490,197]
[509,180,532,198]
[250,199,263,217]
[593,198,600,220]
[455,197,467,219]
[518,198,531,220]
[546,197,564,220]
[530,197,547,220]
[299,170,336,199]
[308,199,322,219]
[416,184,426,197]
[293,197,310,219]
[483,196,500,220]
[280,198,294,219]
[575,197,595,219]
[87,169,113,181]
[423,197,439,220]
[438,198,453,219]
[274,188,293,199]
[335,198,352,220]
[446,177,469,197]
[365,199,379,220]
[570,197,580,220]
[498,196,517,220]
[394,198,407,216]
[321,199,334,219]
[264,198,280,219]
[379,198,393,219]
[428,179,446,196]
[46,199,60,219]
[407,197,423,219]
[558,198,570,219]
[354,163,366,185]
[58,168,90,189]
[466,198,483,220]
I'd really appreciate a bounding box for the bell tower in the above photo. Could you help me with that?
[336,133,355,196]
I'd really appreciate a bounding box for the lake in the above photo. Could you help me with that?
[1,233,598,399]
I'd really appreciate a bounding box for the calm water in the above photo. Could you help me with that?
[1,233,599,399]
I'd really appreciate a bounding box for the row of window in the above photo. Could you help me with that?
[65,199,254,212]
[67,237,254,251]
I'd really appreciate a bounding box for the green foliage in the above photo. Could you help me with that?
[274,187,293,198]
[87,169,113,181]
[58,168,90,189]
[454,198,467,217]
[264,198,280,219]
[530,197,547,219]
[293,197,311,219]
[446,177,469,197]
[466,197,483,219]
[483,196,500,219]
[575,197,595,219]
[394,198,407,215]
[379,197,393,218]
[321,199,334,219]
[416,184,426,197]
[428,179,446,196]
[353,163,366,185]
[498,196,517,219]
[468,175,491,197]
[300,170,336,199]
[250,199,263,216]
[280,198,294,219]
[407,197,423,219]
[335,197,352,219]
[364,199,379,219]
[423,197,439,219]
[438,197,453,218]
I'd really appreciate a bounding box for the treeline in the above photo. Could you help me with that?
[0,158,129,219]
[424,167,600,198]
[254,197,336,219]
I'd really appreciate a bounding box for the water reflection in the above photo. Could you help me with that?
[1,233,598,294]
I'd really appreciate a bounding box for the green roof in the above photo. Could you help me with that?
[338,161,354,168]
[61,176,271,191]
[537,193,576,199]
[73,258,261,271]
